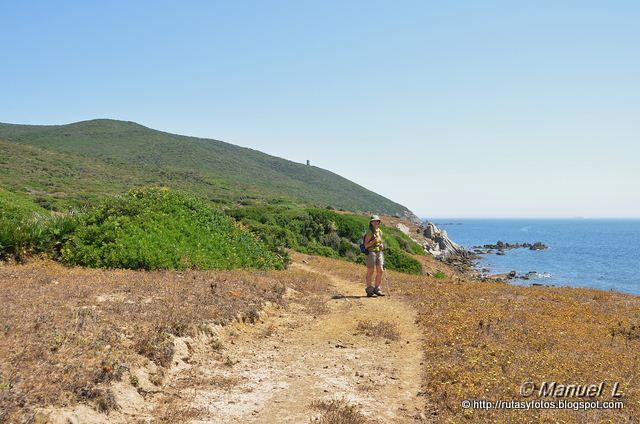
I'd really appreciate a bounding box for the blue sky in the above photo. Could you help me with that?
[1,1,638,217]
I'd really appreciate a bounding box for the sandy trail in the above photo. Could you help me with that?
[39,258,426,423]
[162,259,426,423]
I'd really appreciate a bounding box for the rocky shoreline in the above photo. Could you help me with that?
[485,270,555,286]
[395,219,553,282]
[419,222,479,274]
[416,222,553,283]
[472,241,549,256]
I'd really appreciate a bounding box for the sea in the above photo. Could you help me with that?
[428,219,640,296]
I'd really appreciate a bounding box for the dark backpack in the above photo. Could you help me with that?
[359,232,369,254]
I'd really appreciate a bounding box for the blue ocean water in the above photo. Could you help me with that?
[429,219,640,295]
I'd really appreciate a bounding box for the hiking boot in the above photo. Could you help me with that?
[373,287,385,296]
[365,286,375,297]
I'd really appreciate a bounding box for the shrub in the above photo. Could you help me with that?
[0,190,77,260]
[384,248,422,275]
[228,204,423,274]
[61,188,282,270]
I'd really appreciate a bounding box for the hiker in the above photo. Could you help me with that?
[364,215,385,297]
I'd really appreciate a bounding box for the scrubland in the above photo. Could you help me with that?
[2,251,638,422]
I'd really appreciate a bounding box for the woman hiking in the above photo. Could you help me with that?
[364,215,385,297]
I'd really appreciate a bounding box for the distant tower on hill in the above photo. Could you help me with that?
[306,160,310,166]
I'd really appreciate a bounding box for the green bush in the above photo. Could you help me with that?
[61,188,282,270]
[0,189,77,260]
[385,227,425,255]
[384,248,422,275]
[0,187,421,274]
[228,204,424,274]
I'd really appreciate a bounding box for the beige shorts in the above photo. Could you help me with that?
[366,251,384,268]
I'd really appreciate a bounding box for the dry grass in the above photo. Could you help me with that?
[153,396,204,423]
[259,323,277,338]
[0,259,325,422]
[310,399,372,423]
[355,320,400,341]
[303,294,331,317]
[406,277,640,422]
[292,252,640,422]
[5,248,640,423]
[290,250,453,290]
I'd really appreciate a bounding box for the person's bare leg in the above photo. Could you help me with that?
[374,265,384,288]
[365,267,374,288]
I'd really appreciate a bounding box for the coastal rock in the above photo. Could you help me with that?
[395,223,411,236]
[422,222,475,265]
[517,271,543,280]
[473,241,549,252]
[424,224,437,239]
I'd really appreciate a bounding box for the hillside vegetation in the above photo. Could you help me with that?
[0,188,282,270]
[0,188,75,261]
[61,188,283,270]
[1,187,425,274]
[0,119,413,217]
[229,204,424,274]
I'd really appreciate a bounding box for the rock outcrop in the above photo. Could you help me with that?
[472,241,549,255]
[403,210,423,226]
[421,222,476,273]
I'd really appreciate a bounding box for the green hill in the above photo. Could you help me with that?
[0,119,416,218]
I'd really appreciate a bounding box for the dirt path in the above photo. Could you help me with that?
[37,258,426,423]
[158,260,426,423]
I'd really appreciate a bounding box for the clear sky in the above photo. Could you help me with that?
[1,1,638,218]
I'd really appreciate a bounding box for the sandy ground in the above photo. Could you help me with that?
[37,256,426,423]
